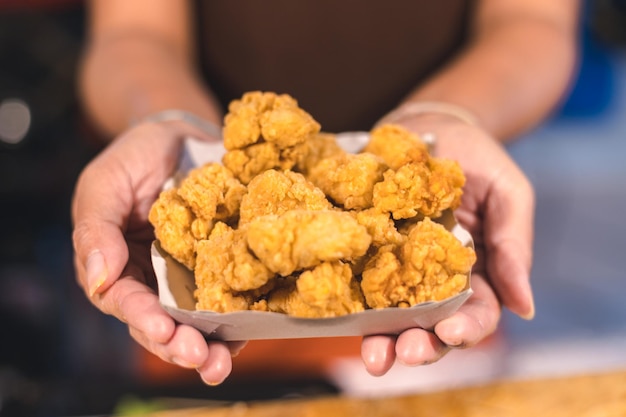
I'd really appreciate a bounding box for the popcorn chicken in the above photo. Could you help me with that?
[267,262,365,318]
[150,91,475,318]
[238,169,332,224]
[361,218,475,309]
[148,188,212,270]
[307,152,387,210]
[222,91,321,184]
[194,222,275,312]
[177,162,246,222]
[246,210,371,276]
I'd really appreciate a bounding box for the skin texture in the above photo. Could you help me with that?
[73,0,579,383]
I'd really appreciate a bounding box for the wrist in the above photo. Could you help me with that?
[138,110,223,143]
[376,103,489,159]
[377,101,479,129]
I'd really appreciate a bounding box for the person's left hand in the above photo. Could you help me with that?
[360,114,535,376]
[72,121,245,385]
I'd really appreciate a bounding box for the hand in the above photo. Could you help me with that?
[71,121,244,385]
[361,115,535,376]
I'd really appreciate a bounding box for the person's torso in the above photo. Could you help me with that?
[196,0,473,132]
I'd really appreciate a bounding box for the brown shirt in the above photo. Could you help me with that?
[196,0,473,132]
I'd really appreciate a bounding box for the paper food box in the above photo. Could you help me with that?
[152,133,474,341]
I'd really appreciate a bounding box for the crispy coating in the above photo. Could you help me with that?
[194,222,275,312]
[222,91,320,184]
[152,92,475,318]
[198,222,274,293]
[246,210,372,276]
[148,162,244,270]
[148,188,213,270]
[373,157,465,219]
[307,152,387,210]
[352,208,406,247]
[222,141,310,185]
[223,91,320,150]
[364,124,429,169]
[239,169,332,224]
[361,218,475,309]
[267,262,365,318]
[177,162,246,222]
[365,123,465,219]
[296,132,345,174]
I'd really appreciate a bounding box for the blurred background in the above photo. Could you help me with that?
[0,0,625,416]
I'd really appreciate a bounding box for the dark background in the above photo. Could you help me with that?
[0,1,625,415]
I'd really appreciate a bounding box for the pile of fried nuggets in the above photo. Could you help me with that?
[149,92,476,318]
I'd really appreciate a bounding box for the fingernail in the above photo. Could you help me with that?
[516,279,535,320]
[86,251,107,296]
[196,369,224,386]
[521,295,535,320]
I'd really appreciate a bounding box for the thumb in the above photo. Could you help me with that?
[485,167,535,320]
[72,159,131,297]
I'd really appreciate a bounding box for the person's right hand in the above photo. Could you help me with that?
[361,113,535,376]
[71,121,245,385]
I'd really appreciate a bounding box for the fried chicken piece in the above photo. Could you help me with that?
[194,222,275,314]
[372,157,465,219]
[352,208,406,247]
[148,188,213,270]
[364,123,465,219]
[307,152,387,210]
[238,169,332,224]
[149,163,245,269]
[223,91,320,150]
[222,92,277,150]
[361,218,475,309]
[222,91,321,183]
[177,162,246,222]
[364,124,429,169]
[267,262,365,318]
[296,132,345,174]
[222,141,309,185]
[246,210,372,276]
[195,239,250,313]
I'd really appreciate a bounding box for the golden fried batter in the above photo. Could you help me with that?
[222,91,321,183]
[149,188,212,270]
[267,262,365,318]
[177,162,246,222]
[364,123,465,219]
[194,222,276,312]
[246,210,372,276]
[151,91,474,317]
[307,152,387,210]
[352,208,406,247]
[223,91,320,150]
[222,141,310,185]
[239,169,332,224]
[364,124,429,169]
[373,157,465,219]
[361,218,475,309]
[296,132,345,174]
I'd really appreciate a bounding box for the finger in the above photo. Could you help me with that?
[394,328,449,366]
[94,276,175,344]
[434,273,501,348]
[196,341,234,386]
[71,124,184,296]
[361,335,397,376]
[485,166,535,319]
[72,160,133,296]
[129,324,210,369]
[110,278,234,385]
